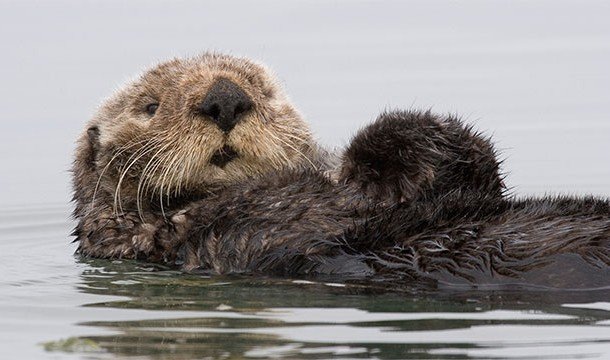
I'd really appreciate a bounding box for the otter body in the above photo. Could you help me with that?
[115,171,609,290]
[72,53,610,291]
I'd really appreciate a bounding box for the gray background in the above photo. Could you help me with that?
[1,0,609,207]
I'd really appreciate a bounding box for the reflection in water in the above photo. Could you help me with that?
[45,258,610,359]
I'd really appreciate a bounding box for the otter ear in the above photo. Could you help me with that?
[72,125,103,217]
[338,110,442,203]
[85,126,101,166]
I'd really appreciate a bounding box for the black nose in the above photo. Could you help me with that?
[197,78,253,133]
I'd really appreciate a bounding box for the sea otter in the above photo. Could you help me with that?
[72,53,610,290]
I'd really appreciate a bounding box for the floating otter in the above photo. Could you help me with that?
[72,53,610,290]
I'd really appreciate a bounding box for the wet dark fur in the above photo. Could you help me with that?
[130,172,610,290]
[341,110,505,203]
[73,106,610,290]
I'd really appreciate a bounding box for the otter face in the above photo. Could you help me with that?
[74,53,315,214]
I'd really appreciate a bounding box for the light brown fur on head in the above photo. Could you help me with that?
[73,53,319,219]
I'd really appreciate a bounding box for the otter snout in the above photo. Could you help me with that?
[197,78,253,133]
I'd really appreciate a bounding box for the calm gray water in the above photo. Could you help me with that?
[1,1,609,359]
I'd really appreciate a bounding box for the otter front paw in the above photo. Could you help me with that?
[75,210,188,261]
[339,110,504,203]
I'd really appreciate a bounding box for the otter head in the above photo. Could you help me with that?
[72,53,316,217]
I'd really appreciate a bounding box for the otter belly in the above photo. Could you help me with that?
[164,172,610,291]
[341,194,610,291]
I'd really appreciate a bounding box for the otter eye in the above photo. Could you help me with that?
[145,103,159,116]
